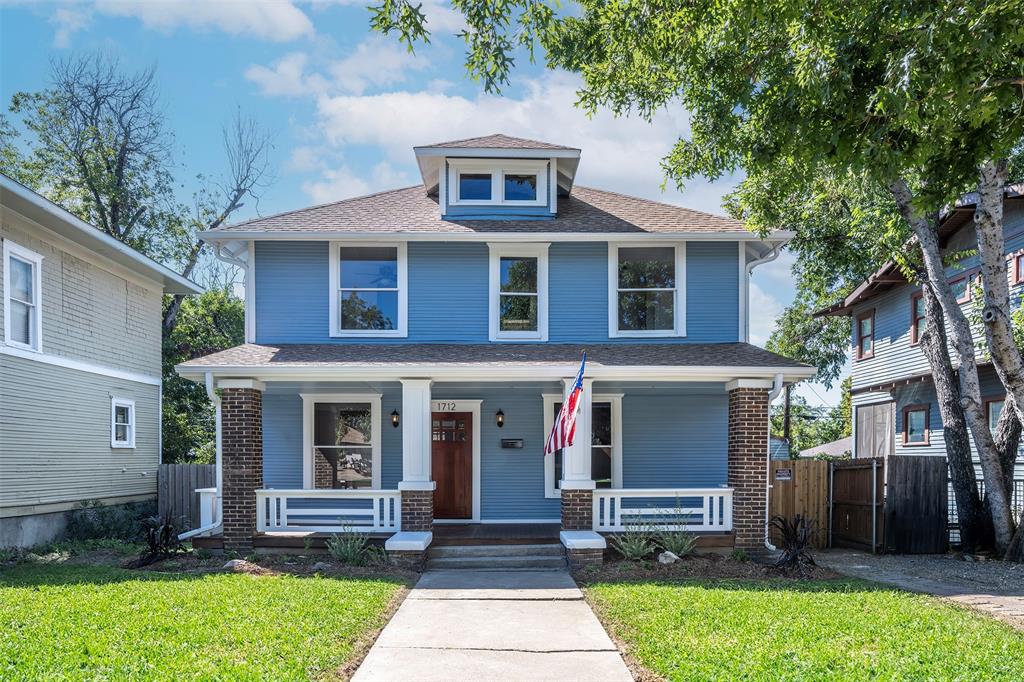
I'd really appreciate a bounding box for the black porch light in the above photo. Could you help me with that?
[391,410,400,428]
[495,409,505,428]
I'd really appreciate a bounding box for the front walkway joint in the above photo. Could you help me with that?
[353,570,632,681]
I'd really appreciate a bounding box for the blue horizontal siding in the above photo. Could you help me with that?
[260,380,732,520]
[256,240,741,344]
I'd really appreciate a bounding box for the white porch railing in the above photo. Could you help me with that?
[197,487,217,528]
[593,488,733,532]
[255,489,401,533]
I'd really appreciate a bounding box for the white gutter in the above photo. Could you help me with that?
[764,373,785,552]
[178,372,223,540]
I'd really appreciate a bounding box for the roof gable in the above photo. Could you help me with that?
[415,133,578,151]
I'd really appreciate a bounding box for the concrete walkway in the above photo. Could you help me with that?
[353,570,633,681]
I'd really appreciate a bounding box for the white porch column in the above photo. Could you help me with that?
[559,377,595,489]
[398,378,435,490]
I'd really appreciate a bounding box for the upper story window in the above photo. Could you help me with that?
[910,292,925,345]
[488,243,548,341]
[448,159,548,208]
[950,274,971,303]
[2,239,44,352]
[329,242,407,337]
[110,397,136,449]
[1013,254,1024,285]
[855,310,874,360]
[609,244,686,337]
[986,397,1005,433]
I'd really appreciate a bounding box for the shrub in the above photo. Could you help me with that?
[609,526,658,561]
[125,514,183,568]
[326,531,381,566]
[656,530,697,557]
[730,548,749,562]
[66,499,157,542]
[771,514,817,571]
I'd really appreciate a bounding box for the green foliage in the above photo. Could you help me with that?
[655,530,697,558]
[770,378,851,455]
[0,563,404,679]
[65,500,157,542]
[587,579,1024,679]
[325,531,383,566]
[729,548,749,562]
[608,526,658,561]
[162,289,244,463]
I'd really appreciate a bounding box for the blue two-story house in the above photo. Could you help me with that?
[819,186,1024,509]
[176,134,812,564]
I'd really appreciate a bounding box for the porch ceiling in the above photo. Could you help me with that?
[177,342,814,383]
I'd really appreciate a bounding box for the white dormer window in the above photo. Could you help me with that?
[448,159,549,207]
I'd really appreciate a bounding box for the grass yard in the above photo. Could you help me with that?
[0,562,405,681]
[586,578,1024,681]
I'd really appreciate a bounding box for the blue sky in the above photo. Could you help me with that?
[0,0,845,409]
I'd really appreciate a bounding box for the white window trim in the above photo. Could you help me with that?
[110,397,136,449]
[329,241,408,338]
[2,239,44,352]
[608,242,686,338]
[448,158,549,208]
[301,393,383,489]
[488,243,549,342]
[542,393,622,498]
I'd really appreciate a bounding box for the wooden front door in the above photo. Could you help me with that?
[431,411,472,519]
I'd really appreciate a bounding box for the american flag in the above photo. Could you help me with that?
[544,352,586,455]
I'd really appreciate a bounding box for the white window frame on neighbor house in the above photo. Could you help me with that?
[301,393,383,489]
[447,158,549,208]
[542,393,622,498]
[329,241,408,338]
[2,239,44,352]
[110,397,136,449]
[488,243,549,341]
[608,242,686,338]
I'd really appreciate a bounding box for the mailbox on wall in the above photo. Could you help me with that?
[500,439,524,449]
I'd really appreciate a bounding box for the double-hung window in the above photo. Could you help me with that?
[950,274,971,303]
[609,244,685,337]
[855,310,874,360]
[447,160,549,207]
[543,394,622,498]
[3,240,43,351]
[110,398,136,449]
[302,394,382,489]
[488,244,548,341]
[986,397,1005,433]
[329,243,407,337]
[910,293,926,344]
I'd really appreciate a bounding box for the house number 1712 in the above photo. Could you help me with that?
[434,402,456,411]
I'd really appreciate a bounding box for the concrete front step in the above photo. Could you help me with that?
[428,543,564,559]
[426,554,568,571]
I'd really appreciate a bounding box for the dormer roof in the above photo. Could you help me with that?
[416,133,579,151]
[414,133,582,195]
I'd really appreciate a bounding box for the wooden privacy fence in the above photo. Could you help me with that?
[768,460,829,549]
[158,463,215,531]
[770,456,950,554]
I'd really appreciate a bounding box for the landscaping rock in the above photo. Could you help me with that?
[658,551,680,564]
[223,559,245,569]
[311,561,332,572]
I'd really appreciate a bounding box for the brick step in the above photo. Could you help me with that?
[425,554,568,571]
[428,543,564,559]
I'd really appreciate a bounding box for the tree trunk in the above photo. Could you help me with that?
[917,285,989,551]
[890,178,1015,553]
[161,241,205,333]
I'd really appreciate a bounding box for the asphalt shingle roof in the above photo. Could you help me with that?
[179,342,808,370]
[416,133,578,151]
[215,185,748,235]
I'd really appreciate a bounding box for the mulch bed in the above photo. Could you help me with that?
[138,551,419,583]
[574,553,841,584]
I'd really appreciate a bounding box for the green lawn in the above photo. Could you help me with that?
[586,579,1024,681]
[0,563,405,681]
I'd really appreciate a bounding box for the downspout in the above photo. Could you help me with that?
[744,242,783,342]
[178,372,223,540]
[765,373,785,551]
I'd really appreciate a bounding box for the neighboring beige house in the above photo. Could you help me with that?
[0,174,202,547]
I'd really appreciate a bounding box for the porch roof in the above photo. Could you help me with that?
[176,342,814,382]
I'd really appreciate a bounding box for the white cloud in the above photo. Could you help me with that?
[301,160,411,203]
[310,71,738,213]
[94,0,314,42]
[313,0,466,33]
[329,38,429,95]
[245,53,328,97]
[50,6,91,48]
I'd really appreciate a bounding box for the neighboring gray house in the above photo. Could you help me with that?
[799,436,852,459]
[0,174,202,547]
